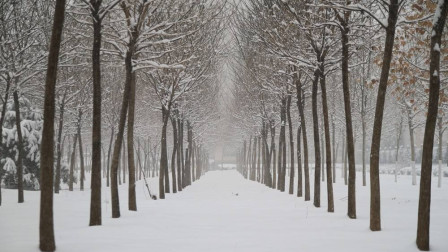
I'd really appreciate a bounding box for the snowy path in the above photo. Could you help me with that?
[1,169,448,252]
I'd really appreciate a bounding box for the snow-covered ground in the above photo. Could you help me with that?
[1,167,447,252]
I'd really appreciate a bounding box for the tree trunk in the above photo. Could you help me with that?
[39,1,66,248]
[77,110,85,191]
[252,136,257,181]
[320,71,334,212]
[287,93,295,195]
[297,125,302,197]
[263,121,272,187]
[279,97,287,191]
[89,0,103,226]
[257,136,261,182]
[407,109,417,185]
[159,106,170,199]
[106,128,114,187]
[177,118,182,191]
[294,68,310,201]
[54,96,65,194]
[69,133,78,191]
[332,119,336,184]
[269,121,275,188]
[340,13,357,219]
[186,120,193,186]
[171,116,178,193]
[110,46,133,218]
[417,2,448,249]
[13,91,24,203]
[127,66,137,210]
[122,139,126,184]
[311,70,321,207]
[369,0,400,230]
[395,117,403,183]
[438,116,443,188]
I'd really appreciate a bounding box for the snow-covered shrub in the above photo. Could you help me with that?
[1,96,42,190]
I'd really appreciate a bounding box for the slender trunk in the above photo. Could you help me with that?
[340,14,357,219]
[106,128,114,187]
[69,133,78,191]
[269,122,275,188]
[171,116,178,193]
[297,125,302,197]
[311,70,321,207]
[341,134,345,179]
[54,97,65,194]
[89,0,102,226]
[243,140,247,179]
[279,97,287,191]
[369,0,399,230]
[252,136,257,181]
[186,121,193,186]
[127,67,137,210]
[13,91,24,203]
[408,110,417,185]
[417,2,448,249]
[77,110,85,191]
[320,71,334,212]
[287,93,295,195]
[321,132,325,182]
[257,136,261,182]
[263,121,272,187]
[122,139,126,184]
[332,119,336,183]
[438,116,443,188]
[110,46,133,218]
[39,1,66,249]
[177,118,182,191]
[294,68,310,201]
[395,118,403,183]
[159,107,169,199]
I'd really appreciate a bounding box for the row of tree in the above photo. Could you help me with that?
[231,0,447,251]
[1,0,227,251]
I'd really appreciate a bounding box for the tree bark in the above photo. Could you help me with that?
[171,116,178,193]
[13,91,24,203]
[407,107,417,185]
[106,128,114,187]
[69,133,78,192]
[370,0,400,231]
[417,2,448,248]
[127,64,137,210]
[54,95,66,194]
[320,70,334,212]
[438,116,443,188]
[339,11,357,219]
[297,125,302,197]
[77,110,85,191]
[279,97,287,191]
[110,46,133,218]
[287,92,295,195]
[395,117,403,183]
[89,0,103,226]
[39,1,66,249]
[311,70,321,207]
[251,136,257,181]
[177,118,183,191]
[293,69,310,201]
[159,106,169,199]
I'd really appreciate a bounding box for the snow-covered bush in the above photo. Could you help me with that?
[1,96,42,190]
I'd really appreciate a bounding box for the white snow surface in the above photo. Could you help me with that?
[1,168,448,252]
